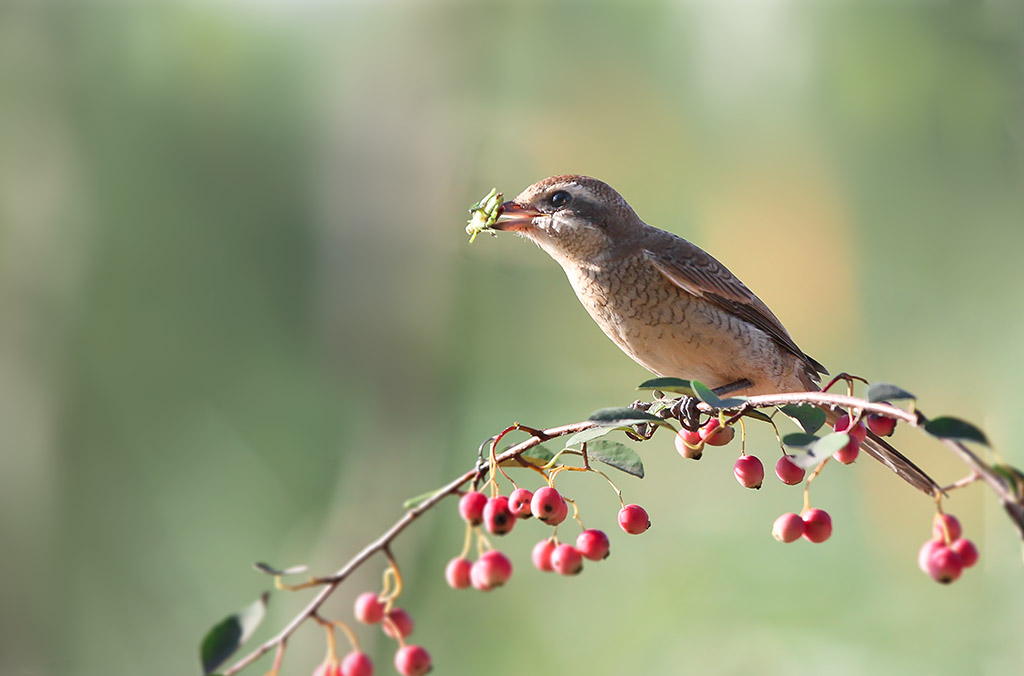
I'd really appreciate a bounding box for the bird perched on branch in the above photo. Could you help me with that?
[491,174,937,495]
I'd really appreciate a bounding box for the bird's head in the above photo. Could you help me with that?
[493,175,641,264]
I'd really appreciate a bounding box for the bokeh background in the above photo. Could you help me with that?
[2,1,1022,674]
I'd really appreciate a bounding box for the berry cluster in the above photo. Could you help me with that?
[918,513,979,584]
[447,483,650,589]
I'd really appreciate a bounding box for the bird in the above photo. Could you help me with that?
[490,174,938,495]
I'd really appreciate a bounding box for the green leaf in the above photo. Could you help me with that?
[564,425,619,447]
[636,377,696,396]
[779,404,826,434]
[924,417,989,445]
[866,383,916,403]
[992,464,1024,500]
[253,562,307,577]
[742,409,774,423]
[402,488,444,510]
[782,432,819,448]
[691,380,746,409]
[588,407,664,424]
[522,443,554,462]
[200,593,269,675]
[787,433,850,469]
[586,440,644,479]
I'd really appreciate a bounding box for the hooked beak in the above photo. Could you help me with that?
[492,201,543,233]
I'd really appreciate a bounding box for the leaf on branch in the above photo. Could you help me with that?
[636,377,696,396]
[924,417,989,445]
[253,562,308,577]
[402,488,445,510]
[564,426,620,447]
[867,383,916,403]
[787,433,851,469]
[200,592,269,675]
[588,407,665,424]
[521,443,554,464]
[586,440,644,479]
[779,404,826,434]
[741,409,773,423]
[992,464,1024,501]
[691,380,746,409]
[781,432,820,448]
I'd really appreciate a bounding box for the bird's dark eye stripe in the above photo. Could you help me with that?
[550,190,572,208]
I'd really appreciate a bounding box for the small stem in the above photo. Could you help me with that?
[802,459,829,514]
[263,641,286,676]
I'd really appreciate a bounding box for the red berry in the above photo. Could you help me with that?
[932,513,962,542]
[507,488,534,519]
[340,652,373,676]
[532,539,556,572]
[925,544,964,584]
[674,428,704,459]
[832,438,860,464]
[458,491,488,525]
[576,529,610,561]
[551,544,584,575]
[733,454,764,489]
[775,455,805,485]
[950,538,979,568]
[470,550,513,591]
[483,496,516,535]
[382,608,414,639]
[918,539,943,573]
[444,557,472,589]
[618,504,651,534]
[394,645,431,676]
[802,508,833,543]
[314,661,341,676]
[865,412,897,437]
[353,592,385,624]
[772,512,805,543]
[700,418,735,446]
[531,486,567,523]
[833,414,867,443]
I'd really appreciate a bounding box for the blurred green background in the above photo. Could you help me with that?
[2,1,1022,675]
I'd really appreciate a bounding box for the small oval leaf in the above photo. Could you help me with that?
[924,417,988,445]
[253,562,308,577]
[200,593,269,675]
[588,407,663,424]
[691,380,746,409]
[782,432,819,448]
[637,377,696,396]
[812,432,851,456]
[867,383,916,403]
[402,488,444,510]
[565,426,619,447]
[586,440,644,479]
[779,404,827,434]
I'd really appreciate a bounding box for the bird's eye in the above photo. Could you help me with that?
[550,190,572,208]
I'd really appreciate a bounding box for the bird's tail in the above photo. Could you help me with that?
[823,407,939,496]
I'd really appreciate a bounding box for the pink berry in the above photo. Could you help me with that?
[925,544,964,584]
[394,645,431,676]
[314,661,341,676]
[775,455,805,485]
[483,496,516,535]
[865,412,897,437]
[340,652,373,676]
[353,592,385,624]
[531,486,567,523]
[674,428,704,459]
[832,438,860,464]
[772,512,805,543]
[802,508,832,543]
[382,608,414,639]
[444,557,472,589]
[576,529,611,561]
[532,539,556,572]
[950,538,979,568]
[932,513,962,542]
[733,454,764,489]
[700,418,735,446]
[507,488,534,519]
[833,414,867,443]
[918,539,944,573]
[551,544,584,575]
[618,504,651,534]
[470,550,513,591]
[458,491,488,525]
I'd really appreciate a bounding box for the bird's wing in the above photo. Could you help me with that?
[644,240,827,377]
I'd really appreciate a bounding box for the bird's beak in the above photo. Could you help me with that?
[492,201,542,233]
